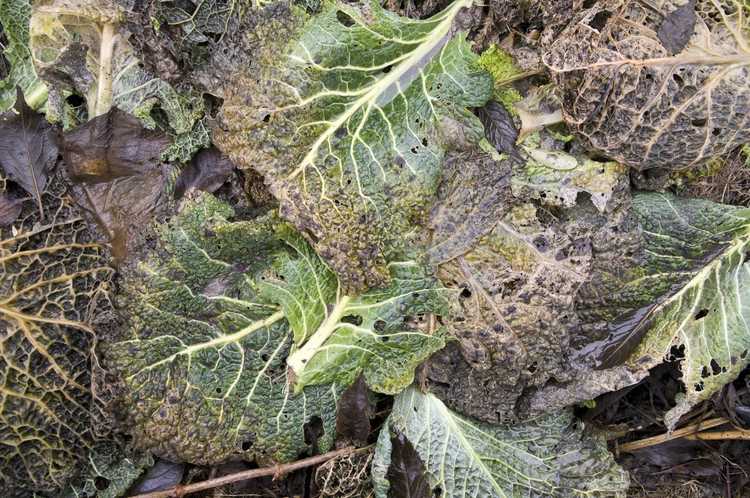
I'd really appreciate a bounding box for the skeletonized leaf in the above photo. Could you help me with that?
[214,0,492,292]
[0,172,113,494]
[371,387,629,498]
[544,0,750,170]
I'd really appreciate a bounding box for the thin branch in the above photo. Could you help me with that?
[618,417,728,452]
[685,429,750,441]
[127,447,355,498]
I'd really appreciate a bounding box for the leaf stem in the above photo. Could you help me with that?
[287,295,352,375]
[94,23,116,117]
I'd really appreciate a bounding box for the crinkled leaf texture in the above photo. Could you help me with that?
[544,0,750,170]
[106,192,445,464]
[575,193,750,428]
[371,387,629,498]
[0,0,47,110]
[214,0,492,292]
[0,172,114,495]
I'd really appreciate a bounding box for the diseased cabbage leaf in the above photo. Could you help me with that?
[29,0,208,159]
[106,192,446,464]
[573,192,750,428]
[0,0,47,111]
[371,387,629,498]
[0,171,114,495]
[544,0,750,170]
[214,0,493,292]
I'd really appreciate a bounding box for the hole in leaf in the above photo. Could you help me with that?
[94,477,110,490]
[215,387,222,394]
[262,114,271,123]
[374,320,386,332]
[241,439,253,451]
[588,10,612,31]
[66,94,85,108]
[342,315,363,326]
[382,65,392,74]
[694,308,709,320]
[421,137,428,147]
[336,10,355,27]
[460,288,472,299]
[710,359,722,375]
[701,366,710,378]
[691,118,707,127]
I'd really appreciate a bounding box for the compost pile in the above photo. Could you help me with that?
[1,0,750,496]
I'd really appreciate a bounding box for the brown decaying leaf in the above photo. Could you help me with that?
[0,88,59,216]
[63,108,169,182]
[173,147,235,200]
[544,0,750,171]
[62,107,171,261]
[384,430,431,498]
[0,193,24,226]
[335,375,372,446]
[657,0,697,55]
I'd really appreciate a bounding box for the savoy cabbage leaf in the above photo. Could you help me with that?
[371,387,629,498]
[0,0,47,111]
[544,0,750,170]
[106,192,446,464]
[214,0,493,292]
[575,192,750,428]
[0,172,114,495]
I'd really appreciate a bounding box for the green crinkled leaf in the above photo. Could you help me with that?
[59,442,152,498]
[214,0,493,292]
[106,192,445,464]
[371,387,629,498]
[579,192,750,428]
[0,0,47,111]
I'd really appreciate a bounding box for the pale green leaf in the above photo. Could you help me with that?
[371,387,629,498]
[0,0,47,110]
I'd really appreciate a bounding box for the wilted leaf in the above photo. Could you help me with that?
[174,147,235,200]
[0,88,58,215]
[214,0,492,292]
[575,193,750,428]
[657,0,697,55]
[384,430,430,498]
[0,192,23,226]
[335,375,372,446]
[0,171,114,494]
[0,0,47,111]
[477,100,522,161]
[371,388,629,498]
[63,108,171,260]
[544,0,750,170]
[127,459,184,495]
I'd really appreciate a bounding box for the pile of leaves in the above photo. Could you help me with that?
[1,0,749,496]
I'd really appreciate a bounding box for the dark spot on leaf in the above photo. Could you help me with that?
[94,477,110,490]
[385,429,431,498]
[694,308,709,320]
[588,10,612,31]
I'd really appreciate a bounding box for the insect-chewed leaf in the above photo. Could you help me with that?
[214,0,492,292]
[371,387,629,498]
[106,192,446,465]
[543,0,750,171]
[575,193,750,428]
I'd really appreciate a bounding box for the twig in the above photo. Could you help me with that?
[618,417,728,452]
[128,447,355,498]
[684,429,750,441]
